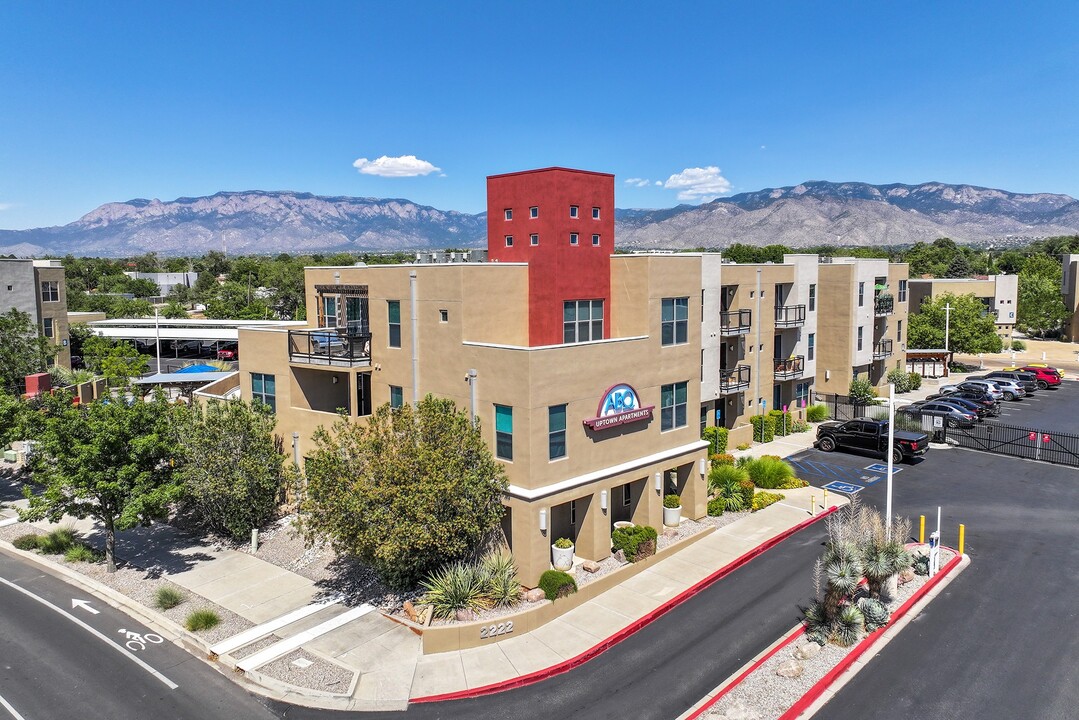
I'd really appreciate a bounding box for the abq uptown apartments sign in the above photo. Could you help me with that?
[583,383,654,430]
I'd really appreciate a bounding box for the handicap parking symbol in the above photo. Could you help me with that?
[864,463,902,475]
[822,481,864,494]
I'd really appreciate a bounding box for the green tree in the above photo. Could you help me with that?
[21,392,181,572]
[175,400,289,540]
[299,396,508,589]
[944,252,974,278]
[160,301,189,319]
[82,336,149,386]
[1017,254,1069,336]
[0,390,33,447]
[0,309,56,391]
[907,292,1003,353]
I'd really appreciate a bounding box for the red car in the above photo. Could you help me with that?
[1013,365,1061,389]
[216,346,238,361]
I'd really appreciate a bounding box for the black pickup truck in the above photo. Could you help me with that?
[814,418,929,463]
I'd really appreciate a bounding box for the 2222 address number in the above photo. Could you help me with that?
[479,621,514,639]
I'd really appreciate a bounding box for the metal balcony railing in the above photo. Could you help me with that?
[719,309,752,335]
[774,355,805,380]
[774,305,806,328]
[874,295,894,316]
[873,339,894,361]
[289,328,372,367]
[719,365,751,394]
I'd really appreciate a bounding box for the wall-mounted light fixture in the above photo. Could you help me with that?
[600,490,608,512]
[331,376,339,384]
[654,472,662,493]
[539,508,547,533]
[699,458,707,475]
[333,271,341,284]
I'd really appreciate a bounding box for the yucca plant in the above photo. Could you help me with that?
[801,600,829,645]
[421,561,493,619]
[481,551,520,607]
[858,597,890,632]
[834,605,865,646]
[708,464,750,511]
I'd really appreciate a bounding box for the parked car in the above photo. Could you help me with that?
[815,418,929,463]
[216,344,238,361]
[940,380,1004,401]
[898,401,978,428]
[929,389,1001,415]
[968,376,1026,400]
[69,355,84,370]
[973,371,1038,394]
[916,396,989,420]
[1016,362,1065,379]
[1003,365,1062,389]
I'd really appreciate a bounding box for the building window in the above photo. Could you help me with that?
[504,209,512,221]
[661,382,688,431]
[251,373,276,412]
[439,309,448,323]
[548,404,567,460]
[505,235,514,247]
[356,373,372,416]
[898,280,908,302]
[592,234,600,246]
[42,318,53,338]
[40,281,59,303]
[563,300,603,343]
[795,382,810,405]
[387,300,401,348]
[897,319,903,341]
[592,207,600,219]
[570,205,579,218]
[661,297,689,346]
[495,404,513,460]
[808,332,815,361]
[700,405,708,435]
[389,385,403,409]
[857,326,864,351]
[530,206,538,219]
[858,282,865,307]
[530,233,539,246]
[323,296,338,328]
[570,233,579,246]
[808,284,816,312]
[622,484,631,507]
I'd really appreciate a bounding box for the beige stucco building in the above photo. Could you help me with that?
[0,258,70,370]
[908,274,1018,344]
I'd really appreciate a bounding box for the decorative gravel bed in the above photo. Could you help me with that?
[255,649,355,694]
[701,547,958,720]
[231,634,283,660]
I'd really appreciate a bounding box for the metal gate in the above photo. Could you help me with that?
[945,422,1079,467]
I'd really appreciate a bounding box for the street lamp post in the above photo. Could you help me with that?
[944,302,951,353]
[154,307,162,375]
[886,382,895,541]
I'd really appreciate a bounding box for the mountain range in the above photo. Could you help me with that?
[2,181,1077,257]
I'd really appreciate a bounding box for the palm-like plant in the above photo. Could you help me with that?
[834,605,865,646]
[708,464,750,511]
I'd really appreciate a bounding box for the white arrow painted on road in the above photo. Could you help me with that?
[71,599,99,614]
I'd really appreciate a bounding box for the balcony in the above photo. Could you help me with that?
[719,309,752,336]
[873,339,894,361]
[874,295,894,316]
[719,365,751,394]
[289,328,372,367]
[774,304,806,328]
[774,355,805,380]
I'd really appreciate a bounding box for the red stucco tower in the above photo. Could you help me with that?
[487,167,615,346]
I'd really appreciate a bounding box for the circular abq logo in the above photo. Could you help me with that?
[600,384,639,416]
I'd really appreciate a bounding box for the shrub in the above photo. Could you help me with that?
[834,605,864,646]
[738,479,755,511]
[702,426,728,455]
[38,527,78,555]
[155,586,186,610]
[185,609,221,632]
[64,544,101,563]
[708,464,750,511]
[848,377,876,405]
[1011,340,1026,351]
[480,550,521,607]
[769,410,793,437]
[791,419,810,434]
[908,372,922,391]
[776,477,809,490]
[886,367,912,393]
[538,570,577,601]
[749,414,776,443]
[612,525,658,562]
[553,537,574,549]
[12,533,42,551]
[736,443,751,451]
[806,404,829,423]
[709,453,735,466]
[421,561,493,618]
[751,490,785,512]
[663,494,681,509]
[706,498,725,516]
[744,456,796,489]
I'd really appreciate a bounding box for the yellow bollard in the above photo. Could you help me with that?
[810,495,815,516]
[919,515,925,544]
[959,524,965,555]
[823,488,828,509]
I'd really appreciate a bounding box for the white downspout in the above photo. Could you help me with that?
[410,271,419,406]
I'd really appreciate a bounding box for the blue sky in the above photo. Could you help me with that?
[1,1,1077,229]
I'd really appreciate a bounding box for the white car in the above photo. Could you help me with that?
[985,378,1026,400]
[940,380,1004,401]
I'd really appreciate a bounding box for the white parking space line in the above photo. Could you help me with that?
[0,576,178,690]
[0,692,27,720]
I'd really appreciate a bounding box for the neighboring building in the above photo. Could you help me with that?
[1061,255,1079,342]
[232,166,911,585]
[123,271,198,297]
[0,258,70,368]
[816,257,909,394]
[908,274,1018,344]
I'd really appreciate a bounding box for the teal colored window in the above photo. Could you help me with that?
[495,404,513,460]
[389,385,403,409]
[549,404,567,460]
[251,373,276,412]
[388,300,401,348]
[661,381,687,431]
[661,297,689,346]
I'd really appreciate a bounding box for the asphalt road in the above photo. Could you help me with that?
[0,551,279,720]
[986,380,1074,430]
[790,446,1079,720]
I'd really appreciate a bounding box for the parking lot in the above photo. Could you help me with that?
[967,377,1078,432]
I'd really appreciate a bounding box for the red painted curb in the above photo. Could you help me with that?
[411,505,840,704]
[778,549,964,720]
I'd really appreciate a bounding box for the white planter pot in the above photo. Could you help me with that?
[613,521,635,531]
[663,505,682,527]
[551,543,574,571]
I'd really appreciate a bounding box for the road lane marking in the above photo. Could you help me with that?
[209,595,340,656]
[0,692,27,720]
[71,598,99,614]
[0,576,178,690]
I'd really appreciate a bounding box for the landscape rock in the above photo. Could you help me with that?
[613,549,628,564]
[775,659,804,678]
[898,567,916,584]
[794,642,821,660]
[418,605,433,626]
[402,600,419,622]
[523,588,546,603]
[581,560,601,573]
[721,699,761,720]
[455,608,475,622]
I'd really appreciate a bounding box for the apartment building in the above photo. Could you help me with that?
[908,274,1018,344]
[1061,254,1079,342]
[0,258,70,369]
[816,257,909,394]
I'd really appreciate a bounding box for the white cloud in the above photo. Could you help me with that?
[663,166,732,202]
[352,155,441,177]
[624,178,650,188]
[0,202,13,211]
[655,180,663,186]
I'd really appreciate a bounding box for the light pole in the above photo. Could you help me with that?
[944,302,951,353]
[154,307,162,375]
[885,382,895,541]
